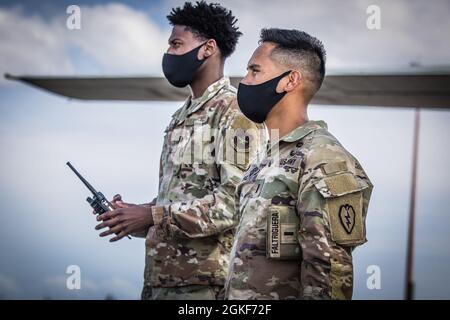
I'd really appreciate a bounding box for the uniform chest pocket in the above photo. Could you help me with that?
[180,115,215,165]
[266,205,301,260]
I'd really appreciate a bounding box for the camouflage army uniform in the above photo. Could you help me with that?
[141,77,261,300]
[224,120,373,300]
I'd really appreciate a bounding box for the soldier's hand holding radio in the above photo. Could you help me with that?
[95,194,154,242]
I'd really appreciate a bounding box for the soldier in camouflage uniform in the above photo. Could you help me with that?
[141,76,260,300]
[224,28,373,300]
[95,2,261,300]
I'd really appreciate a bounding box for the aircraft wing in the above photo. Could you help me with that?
[4,73,188,101]
[4,72,450,108]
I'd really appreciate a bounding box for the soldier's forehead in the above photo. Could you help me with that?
[248,43,277,65]
[256,42,277,56]
[169,25,195,41]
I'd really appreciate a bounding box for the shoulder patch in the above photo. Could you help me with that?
[313,172,368,246]
[327,192,365,246]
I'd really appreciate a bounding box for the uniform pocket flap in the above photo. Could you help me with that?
[313,172,369,198]
[184,115,209,126]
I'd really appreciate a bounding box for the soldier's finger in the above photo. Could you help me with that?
[97,212,110,221]
[114,201,129,209]
[110,230,128,242]
[95,222,104,230]
[97,209,120,221]
[112,194,122,202]
[99,224,123,237]
[95,217,119,230]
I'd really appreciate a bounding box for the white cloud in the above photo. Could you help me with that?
[64,3,168,74]
[219,0,450,74]
[0,3,169,85]
[2,0,450,84]
[0,7,74,77]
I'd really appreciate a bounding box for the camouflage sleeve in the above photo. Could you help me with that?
[152,106,260,239]
[297,149,372,300]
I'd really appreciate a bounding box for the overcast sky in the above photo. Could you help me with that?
[0,0,449,299]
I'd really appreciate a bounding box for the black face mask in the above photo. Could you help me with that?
[162,43,206,88]
[237,70,291,123]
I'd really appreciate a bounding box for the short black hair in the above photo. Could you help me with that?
[260,28,326,94]
[167,1,242,58]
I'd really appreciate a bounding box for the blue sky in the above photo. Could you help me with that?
[0,0,449,299]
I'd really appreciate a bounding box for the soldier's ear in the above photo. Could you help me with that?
[283,70,302,92]
[202,39,218,58]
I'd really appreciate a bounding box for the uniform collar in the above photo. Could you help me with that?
[262,120,327,157]
[173,77,231,123]
[281,120,328,142]
[186,76,231,115]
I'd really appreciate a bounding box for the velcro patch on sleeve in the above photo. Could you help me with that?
[324,172,360,196]
[327,191,365,246]
[321,161,348,175]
